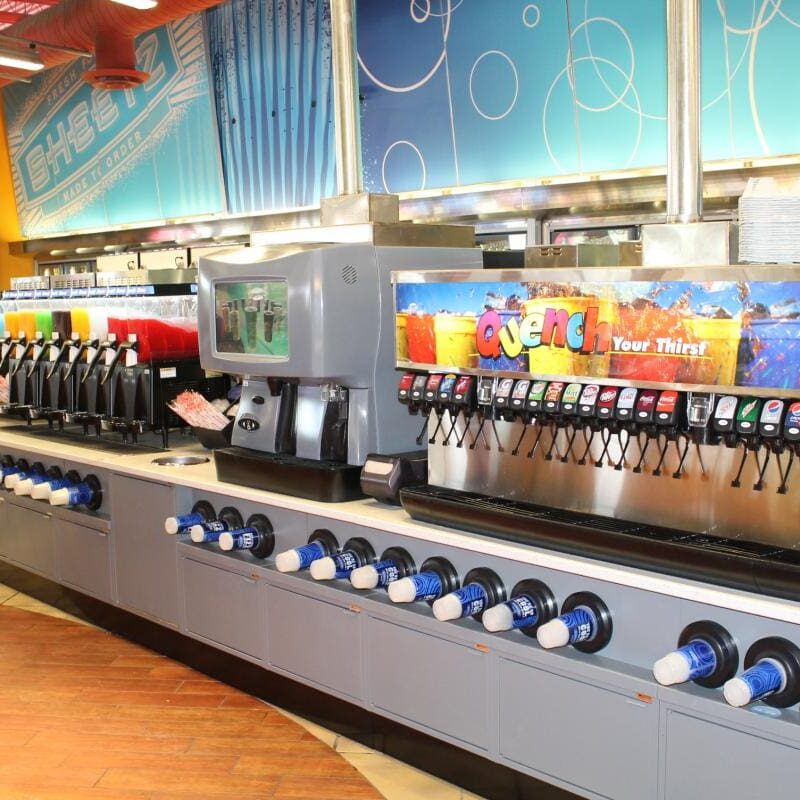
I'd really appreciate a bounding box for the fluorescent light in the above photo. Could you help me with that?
[0,48,44,71]
[110,0,159,9]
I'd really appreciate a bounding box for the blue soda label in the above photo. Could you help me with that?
[0,466,20,478]
[331,550,361,578]
[374,560,402,587]
[409,571,444,601]
[676,639,718,681]
[560,606,598,644]
[739,659,786,702]
[508,594,540,629]
[227,527,260,551]
[294,542,327,569]
[172,511,205,531]
[195,520,229,534]
[26,473,49,486]
[450,583,490,618]
[65,482,95,506]
[47,477,74,491]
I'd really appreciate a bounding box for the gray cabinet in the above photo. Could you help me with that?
[499,657,658,800]
[182,554,265,661]
[0,495,8,557]
[5,501,54,577]
[662,708,800,800]
[267,584,363,700]
[366,616,491,751]
[111,475,179,626]
[55,518,113,603]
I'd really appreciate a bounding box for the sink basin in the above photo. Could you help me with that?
[151,455,210,467]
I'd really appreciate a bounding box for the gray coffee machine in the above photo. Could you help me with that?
[198,242,481,501]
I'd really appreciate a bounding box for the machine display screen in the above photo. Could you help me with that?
[214,280,288,357]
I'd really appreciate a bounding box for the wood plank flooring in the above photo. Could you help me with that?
[0,605,383,800]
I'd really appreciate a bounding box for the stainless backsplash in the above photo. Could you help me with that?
[427,414,800,550]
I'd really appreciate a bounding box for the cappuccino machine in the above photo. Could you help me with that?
[393,266,800,602]
[197,242,481,501]
[0,272,226,446]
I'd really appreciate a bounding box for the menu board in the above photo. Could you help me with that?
[395,278,800,391]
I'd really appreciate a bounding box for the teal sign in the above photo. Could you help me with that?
[3,16,225,235]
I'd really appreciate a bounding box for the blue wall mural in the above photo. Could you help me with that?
[357,0,800,193]
[2,15,226,237]
[206,0,335,214]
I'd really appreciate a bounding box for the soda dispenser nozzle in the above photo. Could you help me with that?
[593,387,620,468]
[673,392,717,479]
[507,379,532,455]
[541,382,567,462]
[575,384,601,465]
[469,376,496,451]
[651,391,685,477]
[10,334,44,378]
[612,387,639,471]
[417,374,443,446]
[431,374,459,446]
[522,380,548,459]
[631,389,660,473]
[777,401,800,494]
[450,375,477,448]
[753,399,788,491]
[730,397,763,488]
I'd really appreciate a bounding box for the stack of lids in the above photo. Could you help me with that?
[739,177,800,263]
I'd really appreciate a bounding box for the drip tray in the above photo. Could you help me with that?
[214,446,364,502]
[399,485,800,603]
[2,424,166,454]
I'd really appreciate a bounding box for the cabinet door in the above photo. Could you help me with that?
[366,616,490,750]
[663,709,800,800]
[55,519,112,602]
[0,495,8,558]
[182,556,265,660]
[266,585,363,700]
[111,475,179,626]
[5,502,54,577]
[499,657,658,800]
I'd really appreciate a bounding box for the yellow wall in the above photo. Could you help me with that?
[0,94,33,289]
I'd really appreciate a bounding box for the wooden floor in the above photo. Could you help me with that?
[0,604,383,800]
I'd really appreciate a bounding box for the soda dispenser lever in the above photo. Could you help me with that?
[754,399,787,492]
[469,377,496,451]
[427,374,456,444]
[558,383,584,463]
[674,392,717,479]
[631,389,660,473]
[651,391,685,477]
[575,384,601,466]
[730,398,763,488]
[541,382,566,462]
[508,379,532,455]
[417,374,443,446]
[450,375,477,448]
[612,387,639,471]
[523,380,549,459]
[436,374,461,446]
[777,401,800,494]
[594,387,620,468]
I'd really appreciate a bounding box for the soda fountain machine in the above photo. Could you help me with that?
[0,274,227,447]
[197,242,481,502]
[390,266,800,603]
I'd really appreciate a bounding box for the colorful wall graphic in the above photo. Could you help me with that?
[2,15,226,236]
[359,1,800,192]
[206,0,336,214]
[395,278,800,390]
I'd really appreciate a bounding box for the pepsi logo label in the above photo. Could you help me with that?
[766,399,783,414]
[790,402,800,414]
